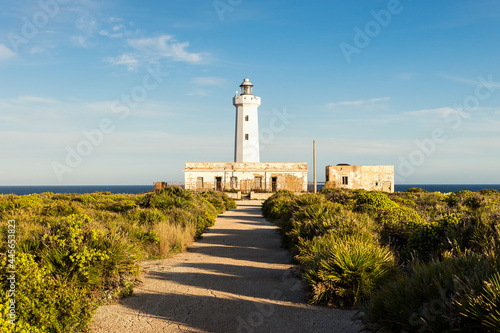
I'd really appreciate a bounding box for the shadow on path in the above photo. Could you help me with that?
[90,201,361,333]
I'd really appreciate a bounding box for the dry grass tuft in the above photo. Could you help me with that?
[154,222,196,256]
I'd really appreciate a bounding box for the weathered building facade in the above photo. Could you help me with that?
[184,162,308,193]
[324,165,394,193]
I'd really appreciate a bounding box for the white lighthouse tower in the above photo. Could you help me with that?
[233,78,261,162]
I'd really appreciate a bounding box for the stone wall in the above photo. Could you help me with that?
[324,165,394,193]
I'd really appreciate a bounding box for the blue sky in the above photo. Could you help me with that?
[1,0,500,185]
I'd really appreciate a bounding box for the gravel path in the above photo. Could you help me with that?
[89,200,362,333]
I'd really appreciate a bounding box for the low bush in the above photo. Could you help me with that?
[132,208,166,226]
[261,190,295,219]
[287,202,377,252]
[406,213,463,260]
[0,188,236,332]
[458,271,500,331]
[297,233,395,308]
[263,187,500,331]
[362,252,494,332]
[356,191,398,210]
[410,192,450,220]
[320,188,358,207]
[0,252,96,332]
[376,206,425,249]
[447,190,473,208]
[408,187,427,193]
[199,190,237,213]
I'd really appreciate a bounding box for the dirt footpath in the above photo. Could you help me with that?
[89,200,362,333]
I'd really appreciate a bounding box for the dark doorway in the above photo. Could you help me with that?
[215,177,222,191]
[271,177,278,192]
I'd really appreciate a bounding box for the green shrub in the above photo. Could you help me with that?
[479,189,500,196]
[294,193,328,207]
[41,214,111,285]
[287,202,377,252]
[406,221,443,260]
[133,208,166,226]
[356,191,398,210]
[376,206,424,247]
[261,190,295,219]
[447,190,473,208]
[140,186,193,211]
[73,194,96,206]
[191,198,218,238]
[458,271,500,331]
[199,191,236,214]
[104,198,136,213]
[42,201,82,217]
[470,205,500,260]
[200,191,226,214]
[297,234,395,308]
[0,253,96,332]
[320,188,358,207]
[391,196,418,209]
[98,232,141,296]
[0,188,224,331]
[219,192,237,210]
[406,213,463,260]
[362,252,493,332]
[464,193,488,210]
[408,187,427,193]
[410,192,450,220]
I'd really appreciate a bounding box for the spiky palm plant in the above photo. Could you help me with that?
[298,234,395,307]
[459,272,500,331]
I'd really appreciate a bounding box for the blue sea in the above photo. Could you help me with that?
[0,185,154,195]
[311,184,500,193]
[0,184,499,195]
[394,184,500,193]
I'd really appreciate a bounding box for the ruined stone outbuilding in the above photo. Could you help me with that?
[324,164,394,193]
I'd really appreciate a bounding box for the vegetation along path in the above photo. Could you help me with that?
[90,200,361,333]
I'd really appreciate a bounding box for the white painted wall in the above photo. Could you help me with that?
[233,87,261,163]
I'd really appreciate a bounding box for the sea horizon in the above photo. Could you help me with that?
[1,184,500,195]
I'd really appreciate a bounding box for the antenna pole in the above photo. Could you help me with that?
[313,140,317,193]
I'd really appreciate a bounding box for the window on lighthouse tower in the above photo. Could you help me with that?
[245,134,249,140]
[245,115,249,121]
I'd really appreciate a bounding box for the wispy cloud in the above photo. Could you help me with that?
[0,96,175,130]
[104,53,140,71]
[404,107,457,118]
[29,47,48,55]
[396,72,418,80]
[99,24,129,39]
[0,44,16,60]
[186,89,211,97]
[440,73,500,89]
[71,13,99,47]
[128,35,205,63]
[17,96,59,104]
[327,97,390,110]
[191,77,228,87]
